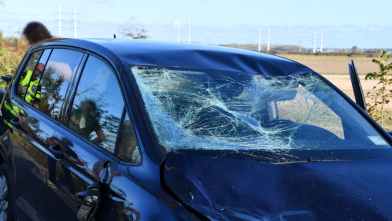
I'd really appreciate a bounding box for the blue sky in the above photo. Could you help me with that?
[1,0,391,48]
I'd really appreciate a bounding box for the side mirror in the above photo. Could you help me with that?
[75,182,102,221]
[75,161,111,221]
[0,76,12,85]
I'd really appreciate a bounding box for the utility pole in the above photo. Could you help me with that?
[177,19,180,42]
[313,31,316,53]
[58,5,61,37]
[74,6,77,38]
[320,31,323,52]
[188,19,190,43]
[258,26,261,51]
[299,38,302,52]
[267,26,270,52]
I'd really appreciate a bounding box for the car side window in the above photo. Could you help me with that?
[37,49,84,120]
[117,113,141,163]
[17,50,43,100]
[23,49,51,107]
[68,55,124,153]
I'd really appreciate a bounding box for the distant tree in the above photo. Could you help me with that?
[352,46,358,53]
[365,50,392,127]
[118,20,148,39]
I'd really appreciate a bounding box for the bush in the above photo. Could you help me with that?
[0,30,27,89]
[365,50,392,127]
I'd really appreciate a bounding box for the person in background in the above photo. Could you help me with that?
[22,21,52,46]
[1,22,52,131]
[17,22,52,109]
[18,63,44,108]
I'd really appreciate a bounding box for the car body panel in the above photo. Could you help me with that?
[48,126,119,221]
[164,152,392,221]
[11,94,59,220]
[49,38,313,77]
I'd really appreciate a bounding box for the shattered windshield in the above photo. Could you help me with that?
[131,66,391,160]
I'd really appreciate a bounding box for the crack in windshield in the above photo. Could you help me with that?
[131,66,390,156]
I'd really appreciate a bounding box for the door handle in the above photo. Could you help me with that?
[9,118,27,134]
[49,145,64,159]
[10,118,21,128]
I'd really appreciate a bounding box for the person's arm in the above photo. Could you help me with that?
[92,130,106,143]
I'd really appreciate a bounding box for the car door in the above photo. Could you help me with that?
[7,48,85,220]
[47,53,124,220]
[6,49,55,221]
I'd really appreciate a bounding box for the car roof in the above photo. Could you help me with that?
[35,38,313,76]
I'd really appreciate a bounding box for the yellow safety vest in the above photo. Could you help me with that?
[19,70,32,97]
[25,79,41,104]
[3,100,20,129]
[19,70,41,104]
[4,100,19,117]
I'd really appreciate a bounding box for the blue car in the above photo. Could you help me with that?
[0,39,391,221]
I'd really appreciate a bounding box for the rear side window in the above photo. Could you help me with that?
[23,49,51,107]
[68,55,124,153]
[17,50,43,100]
[38,49,83,120]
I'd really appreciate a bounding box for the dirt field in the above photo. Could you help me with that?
[322,75,392,130]
[295,59,378,74]
[284,56,387,108]
[323,75,384,102]
[285,56,392,130]
[284,56,385,107]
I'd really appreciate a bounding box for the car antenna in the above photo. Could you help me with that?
[114,34,116,38]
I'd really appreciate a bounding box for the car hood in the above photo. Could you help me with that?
[163,152,392,221]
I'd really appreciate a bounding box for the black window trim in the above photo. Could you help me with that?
[21,50,45,101]
[115,105,143,166]
[13,49,62,126]
[13,47,86,128]
[59,53,88,125]
[64,53,143,166]
[29,49,53,107]
[82,51,146,166]
[114,106,127,155]
[12,46,143,165]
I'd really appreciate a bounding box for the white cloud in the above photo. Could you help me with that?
[47,61,73,81]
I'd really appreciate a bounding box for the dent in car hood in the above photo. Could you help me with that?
[163,152,392,221]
